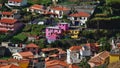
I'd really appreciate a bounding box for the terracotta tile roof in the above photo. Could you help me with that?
[68,64,80,68]
[0,64,6,67]
[49,54,59,57]
[117,43,120,48]
[99,51,110,59]
[0,60,8,63]
[0,64,20,68]
[69,12,90,17]
[19,51,33,58]
[51,6,69,11]
[46,60,68,67]
[30,4,43,10]
[0,19,17,24]
[42,48,58,52]
[26,43,39,48]
[86,43,99,47]
[88,51,109,67]
[0,28,8,32]
[44,11,58,15]
[1,11,13,15]
[7,58,19,63]
[19,59,29,63]
[9,0,22,2]
[69,46,82,51]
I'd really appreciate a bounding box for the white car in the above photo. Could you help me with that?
[38,21,45,25]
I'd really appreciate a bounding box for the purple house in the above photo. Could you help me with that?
[58,23,69,31]
[46,23,69,43]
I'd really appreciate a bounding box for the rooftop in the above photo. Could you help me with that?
[69,12,90,17]
[69,46,82,51]
[51,6,69,11]
[30,4,43,10]
[88,51,109,67]
[46,26,60,29]
[1,11,13,15]
[46,60,68,67]
[26,43,39,48]
[0,19,17,24]
[9,0,22,2]
[0,64,20,68]
[110,48,120,55]
[0,28,8,32]
[19,51,33,57]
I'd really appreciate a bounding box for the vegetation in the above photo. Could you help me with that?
[87,0,120,29]
[98,37,111,52]
[10,34,27,43]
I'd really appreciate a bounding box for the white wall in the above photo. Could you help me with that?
[69,16,88,25]
[8,0,27,6]
[12,53,23,60]
[67,49,82,64]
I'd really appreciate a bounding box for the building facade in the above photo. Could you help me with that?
[69,12,90,26]
[8,0,27,6]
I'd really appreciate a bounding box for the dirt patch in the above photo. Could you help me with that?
[108,61,120,68]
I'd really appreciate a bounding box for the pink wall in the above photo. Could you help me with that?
[46,23,69,41]
[46,27,61,39]
[58,23,69,31]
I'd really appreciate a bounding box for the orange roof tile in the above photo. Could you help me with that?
[88,51,109,66]
[49,54,59,57]
[7,58,19,63]
[0,64,6,67]
[0,28,8,32]
[44,11,58,15]
[42,48,57,52]
[69,46,82,51]
[86,43,99,47]
[19,51,33,57]
[9,0,22,2]
[1,12,13,15]
[26,43,39,48]
[69,12,90,17]
[30,4,43,10]
[0,19,17,24]
[0,60,8,63]
[19,59,29,63]
[51,6,69,11]
[46,60,68,67]
[0,64,20,68]
[69,64,80,68]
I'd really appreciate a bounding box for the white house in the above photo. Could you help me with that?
[67,45,91,64]
[1,11,21,19]
[69,12,90,26]
[27,4,45,14]
[12,51,34,60]
[8,0,27,6]
[49,6,70,18]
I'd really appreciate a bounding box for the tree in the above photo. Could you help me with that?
[98,37,111,51]
[10,34,27,43]
[34,39,46,48]
[79,58,90,68]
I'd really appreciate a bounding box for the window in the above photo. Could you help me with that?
[74,17,77,20]
[48,28,51,31]
[58,30,59,32]
[48,33,51,35]
[80,17,82,19]
[33,48,36,50]
[9,1,12,3]
[75,31,77,33]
